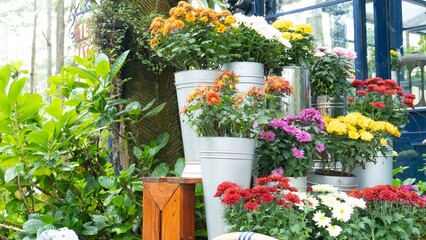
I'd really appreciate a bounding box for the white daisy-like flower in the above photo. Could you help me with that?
[307,196,320,209]
[319,194,337,209]
[311,184,338,193]
[332,202,353,222]
[313,211,331,228]
[345,196,367,209]
[327,225,342,237]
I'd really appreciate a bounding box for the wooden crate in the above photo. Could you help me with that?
[142,177,202,240]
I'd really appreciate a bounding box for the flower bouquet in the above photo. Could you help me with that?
[215,176,366,239]
[348,185,426,239]
[272,19,315,66]
[149,1,235,70]
[256,108,327,178]
[226,14,292,69]
[182,69,267,137]
[320,112,401,176]
[348,77,415,129]
[310,47,357,97]
[263,75,293,118]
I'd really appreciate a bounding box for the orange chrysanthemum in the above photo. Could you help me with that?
[206,91,220,105]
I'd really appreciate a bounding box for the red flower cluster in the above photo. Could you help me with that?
[351,77,415,109]
[348,185,426,207]
[214,175,300,212]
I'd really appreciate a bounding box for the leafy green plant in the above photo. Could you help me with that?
[0,51,169,239]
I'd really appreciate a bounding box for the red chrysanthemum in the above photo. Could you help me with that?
[283,193,301,205]
[367,84,377,92]
[370,101,385,109]
[221,192,242,206]
[244,201,259,211]
[252,185,274,203]
[348,189,363,199]
[384,89,395,95]
[357,89,367,95]
[206,91,220,105]
[347,97,355,102]
[378,189,397,202]
[214,181,238,197]
[240,189,252,199]
[403,98,415,109]
[404,93,416,100]
[384,79,398,88]
[351,79,365,88]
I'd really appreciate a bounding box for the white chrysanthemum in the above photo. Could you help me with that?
[311,184,338,193]
[234,14,291,48]
[313,211,331,228]
[307,196,320,209]
[331,191,348,200]
[327,225,342,237]
[332,202,353,222]
[319,194,337,208]
[345,196,367,209]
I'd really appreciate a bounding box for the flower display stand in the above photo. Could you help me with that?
[142,177,202,240]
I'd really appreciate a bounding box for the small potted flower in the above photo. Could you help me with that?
[214,176,366,239]
[347,77,415,188]
[310,47,357,118]
[309,112,401,191]
[255,108,327,191]
[182,69,267,239]
[263,75,293,118]
[390,49,400,79]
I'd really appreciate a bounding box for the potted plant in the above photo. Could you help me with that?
[309,112,401,191]
[310,47,357,118]
[214,176,366,239]
[255,108,327,191]
[271,19,316,116]
[182,69,267,239]
[390,49,400,79]
[348,77,416,188]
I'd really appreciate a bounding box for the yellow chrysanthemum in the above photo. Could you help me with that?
[199,16,209,23]
[175,20,185,29]
[323,115,332,123]
[380,138,388,146]
[282,32,291,40]
[216,24,228,33]
[291,33,303,40]
[356,117,370,130]
[348,130,359,140]
[211,19,219,26]
[273,19,294,30]
[185,12,196,22]
[295,24,313,34]
[390,49,398,56]
[224,15,236,25]
[360,132,374,141]
[220,10,232,17]
[149,38,159,49]
[327,120,347,135]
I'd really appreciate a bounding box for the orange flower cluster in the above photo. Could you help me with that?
[263,75,292,95]
[149,1,235,49]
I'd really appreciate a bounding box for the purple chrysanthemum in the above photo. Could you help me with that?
[268,118,280,128]
[260,131,276,142]
[282,124,301,136]
[296,131,312,142]
[399,184,418,192]
[291,147,304,159]
[271,167,284,176]
[315,143,326,153]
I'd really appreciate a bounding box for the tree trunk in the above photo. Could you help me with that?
[55,0,65,74]
[30,0,38,93]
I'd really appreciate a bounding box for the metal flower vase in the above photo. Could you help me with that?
[307,171,358,192]
[353,141,394,189]
[199,137,256,239]
[222,62,265,92]
[174,70,220,178]
[311,95,346,118]
[273,66,311,116]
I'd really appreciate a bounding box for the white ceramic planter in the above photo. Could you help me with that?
[175,70,220,178]
[199,137,256,239]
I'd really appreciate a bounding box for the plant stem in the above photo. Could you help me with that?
[0,223,24,232]
[17,175,32,214]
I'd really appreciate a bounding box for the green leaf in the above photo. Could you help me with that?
[33,168,52,176]
[40,214,54,224]
[28,131,49,146]
[45,98,63,119]
[141,99,155,112]
[81,225,98,236]
[156,133,169,149]
[23,219,45,234]
[0,156,21,168]
[5,164,24,183]
[0,94,12,115]
[107,50,130,82]
[133,146,142,160]
[112,195,124,207]
[124,101,141,116]
[173,158,185,177]
[143,103,166,119]
[98,176,115,189]
[151,163,169,177]
[92,215,109,223]
[0,65,11,93]
[8,77,27,103]
[95,53,111,78]
[110,222,132,234]
[64,66,100,87]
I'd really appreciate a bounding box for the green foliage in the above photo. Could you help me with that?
[0,51,168,239]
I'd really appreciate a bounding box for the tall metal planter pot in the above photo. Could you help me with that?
[199,137,256,239]
[353,141,393,189]
[222,62,265,92]
[311,95,346,118]
[174,70,220,178]
[273,66,311,116]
